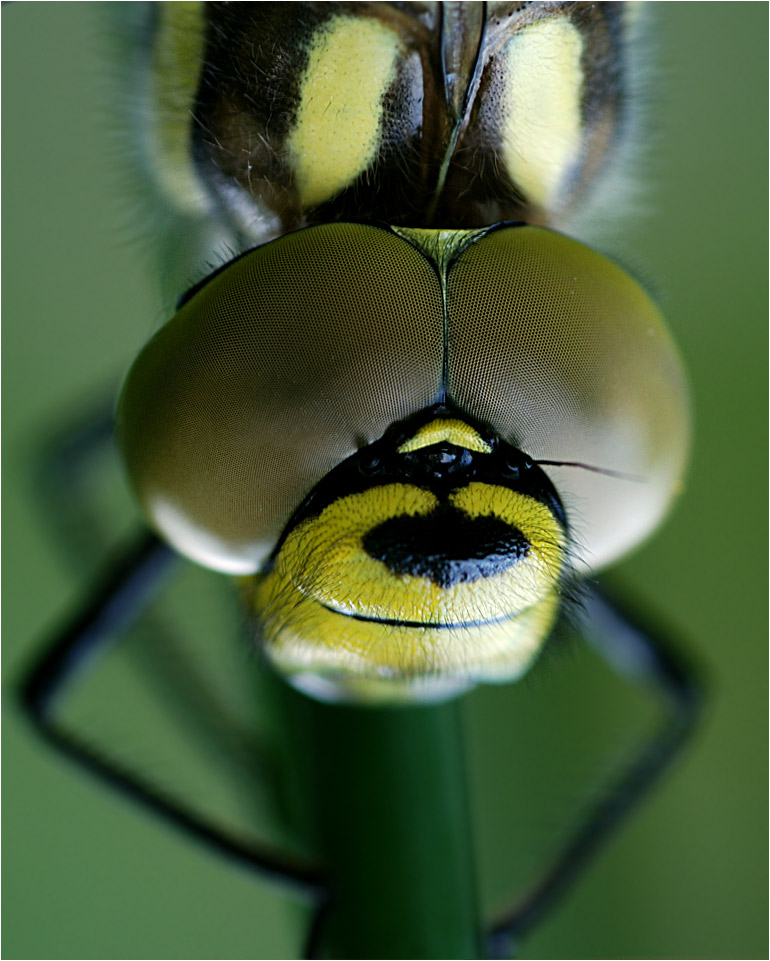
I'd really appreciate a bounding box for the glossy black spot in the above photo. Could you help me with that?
[363,508,529,588]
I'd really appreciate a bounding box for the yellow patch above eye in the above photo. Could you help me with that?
[397,419,492,454]
[495,18,584,211]
[287,16,402,208]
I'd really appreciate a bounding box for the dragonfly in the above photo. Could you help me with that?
[6,5,712,960]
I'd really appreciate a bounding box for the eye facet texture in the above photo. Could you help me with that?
[118,223,689,575]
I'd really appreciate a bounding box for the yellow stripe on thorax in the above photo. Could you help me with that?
[287,16,402,208]
[497,18,584,211]
[151,2,210,213]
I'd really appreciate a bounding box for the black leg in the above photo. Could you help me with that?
[33,396,122,566]
[485,582,703,958]
[35,404,277,791]
[303,896,334,960]
[27,398,327,896]
[18,527,327,901]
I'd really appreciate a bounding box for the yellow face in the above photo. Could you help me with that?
[248,414,567,701]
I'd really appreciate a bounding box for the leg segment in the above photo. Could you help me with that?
[486,581,702,957]
[19,528,326,901]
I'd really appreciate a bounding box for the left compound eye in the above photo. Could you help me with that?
[116,224,446,574]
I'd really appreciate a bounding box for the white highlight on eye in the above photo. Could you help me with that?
[150,494,272,574]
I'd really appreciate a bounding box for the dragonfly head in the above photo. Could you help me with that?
[117,222,689,701]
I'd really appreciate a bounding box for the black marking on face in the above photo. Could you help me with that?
[362,506,529,588]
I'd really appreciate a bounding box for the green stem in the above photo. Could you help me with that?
[273,675,481,958]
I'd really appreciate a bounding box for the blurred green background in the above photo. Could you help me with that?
[3,3,766,958]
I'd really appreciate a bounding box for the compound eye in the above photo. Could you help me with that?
[117,224,444,574]
[446,226,691,571]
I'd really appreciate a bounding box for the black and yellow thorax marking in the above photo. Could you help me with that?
[151,2,633,242]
